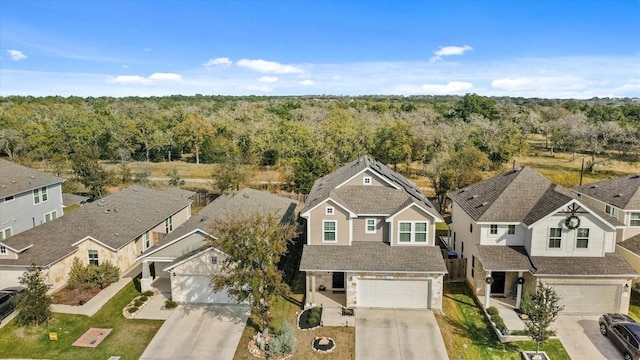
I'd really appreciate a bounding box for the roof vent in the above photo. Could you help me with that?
[472,194,479,198]
[30,176,35,179]
[590,185,598,189]
[243,193,250,198]
[482,201,488,206]
[615,193,623,197]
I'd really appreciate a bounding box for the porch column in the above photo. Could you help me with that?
[310,273,316,306]
[140,260,152,292]
[484,271,491,308]
[516,271,523,308]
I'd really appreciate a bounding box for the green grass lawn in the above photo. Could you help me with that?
[628,289,640,321]
[0,281,162,360]
[436,282,571,360]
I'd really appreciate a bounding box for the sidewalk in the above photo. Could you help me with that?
[135,290,174,320]
[51,264,141,317]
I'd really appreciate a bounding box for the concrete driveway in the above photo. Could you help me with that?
[555,315,623,360]
[356,309,448,360]
[140,304,249,360]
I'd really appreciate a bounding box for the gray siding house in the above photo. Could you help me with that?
[299,155,447,310]
[0,159,65,239]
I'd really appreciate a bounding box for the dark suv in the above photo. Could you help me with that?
[0,287,25,323]
[600,313,640,360]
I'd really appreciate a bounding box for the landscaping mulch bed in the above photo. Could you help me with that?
[297,308,323,330]
[312,337,335,353]
[52,286,101,305]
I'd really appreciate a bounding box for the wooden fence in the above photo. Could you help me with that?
[444,258,467,283]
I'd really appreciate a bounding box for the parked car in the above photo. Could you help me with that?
[600,313,640,360]
[0,286,25,323]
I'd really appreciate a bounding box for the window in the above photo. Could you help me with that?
[0,246,6,254]
[363,176,372,185]
[471,255,476,278]
[508,225,516,235]
[323,221,337,242]
[44,211,57,223]
[33,188,40,204]
[631,213,640,227]
[211,256,218,265]
[490,224,498,235]
[469,224,473,233]
[548,228,562,248]
[365,218,376,234]
[88,250,99,266]
[398,221,428,243]
[165,216,173,233]
[576,228,589,249]
[453,232,456,251]
[461,241,464,257]
[33,187,48,204]
[41,187,48,202]
[605,205,619,220]
[325,206,334,215]
[0,228,12,241]
[144,232,150,250]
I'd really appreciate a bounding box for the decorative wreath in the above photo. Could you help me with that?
[517,277,525,285]
[565,215,581,230]
[485,276,494,284]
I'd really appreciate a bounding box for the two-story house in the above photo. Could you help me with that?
[0,186,193,291]
[448,167,636,315]
[0,159,65,239]
[572,175,640,283]
[299,155,447,310]
[136,188,298,304]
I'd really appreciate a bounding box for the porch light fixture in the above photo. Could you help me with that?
[625,284,630,291]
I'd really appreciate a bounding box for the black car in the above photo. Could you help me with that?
[600,313,640,360]
[0,286,25,323]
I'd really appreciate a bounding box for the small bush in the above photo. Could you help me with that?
[97,260,120,288]
[67,258,86,290]
[139,295,148,302]
[267,336,283,358]
[164,300,178,309]
[134,299,144,307]
[278,322,296,354]
[128,306,138,313]
[310,307,321,316]
[65,257,120,290]
[142,290,154,297]
[307,317,319,327]
[487,306,499,316]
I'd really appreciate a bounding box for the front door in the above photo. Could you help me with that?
[332,272,345,290]
[491,272,506,295]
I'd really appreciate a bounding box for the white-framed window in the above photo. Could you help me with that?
[576,228,589,249]
[605,205,619,220]
[631,212,640,227]
[33,186,48,204]
[365,218,376,234]
[165,216,173,233]
[322,220,337,242]
[508,225,516,235]
[144,231,151,250]
[0,246,6,254]
[548,228,562,248]
[88,250,99,266]
[363,176,372,185]
[0,227,12,241]
[325,206,334,215]
[33,188,41,204]
[398,221,428,243]
[490,224,498,235]
[44,210,57,223]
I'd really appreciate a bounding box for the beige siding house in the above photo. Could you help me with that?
[136,188,298,304]
[299,156,447,310]
[0,186,193,291]
[449,167,637,315]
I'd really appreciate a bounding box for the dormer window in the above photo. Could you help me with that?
[363,176,372,185]
[605,205,619,220]
[325,206,334,215]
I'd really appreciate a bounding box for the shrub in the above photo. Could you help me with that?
[128,306,138,313]
[67,257,86,290]
[487,306,499,316]
[310,307,321,317]
[164,300,178,309]
[134,299,144,307]
[139,295,148,302]
[66,258,120,290]
[97,260,120,288]
[142,290,154,297]
[307,317,319,327]
[267,336,283,358]
[278,322,296,354]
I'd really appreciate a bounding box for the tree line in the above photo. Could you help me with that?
[1,94,639,199]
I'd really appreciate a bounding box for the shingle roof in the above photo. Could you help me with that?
[302,155,439,217]
[618,234,640,255]
[0,159,64,198]
[62,193,89,207]
[299,242,447,273]
[477,246,533,272]
[531,253,637,276]
[0,186,193,267]
[573,174,640,209]
[139,188,298,257]
[162,245,212,271]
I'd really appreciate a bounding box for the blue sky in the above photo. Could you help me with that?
[1,0,639,98]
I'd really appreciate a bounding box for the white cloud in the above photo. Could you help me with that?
[299,80,314,85]
[108,72,182,85]
[420,81,474,94]
[7,50,28,61]
[491,76,591,91]
[258,76,278,83]
[204,57,233,67]
[430,45,473,62]
[236,59,303,74]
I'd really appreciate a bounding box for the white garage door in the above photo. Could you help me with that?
[357,279,430,309]
[171,275,238,304]
[0,269,24,289]
[550,284,619,314]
